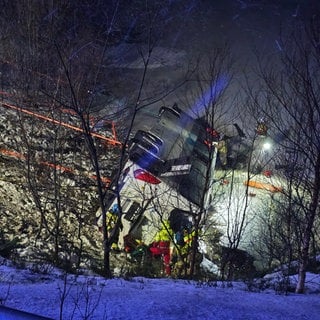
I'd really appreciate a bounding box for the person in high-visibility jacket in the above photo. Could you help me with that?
[217,139,227,167]
[171,226,196,277]
[150,220,173,275]
[181,228,195,255]
[107,204,122,251]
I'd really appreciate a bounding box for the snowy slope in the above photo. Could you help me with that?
[0,259,320,320]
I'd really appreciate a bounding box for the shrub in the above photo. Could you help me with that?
[0,231,21,258]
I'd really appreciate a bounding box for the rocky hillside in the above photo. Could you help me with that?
[0,97,120,270]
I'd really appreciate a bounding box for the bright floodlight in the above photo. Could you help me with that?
[263,141,272,150]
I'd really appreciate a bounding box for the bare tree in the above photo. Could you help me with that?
[51,0,197,277]
[247,12,320,292]
[174,44,237,278]
[0,0,230,280]
[0,1,120,273]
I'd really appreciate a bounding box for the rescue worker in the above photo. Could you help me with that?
[123,234,147,262]
[171,225,196,277]
[217,138,227,167]
[149,220,173,275]
[256,119,268,136]
[107,204,122,251]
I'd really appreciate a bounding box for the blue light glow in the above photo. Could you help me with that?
[190,75,229,117]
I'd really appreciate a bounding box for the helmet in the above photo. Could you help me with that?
[111,203,120,215]
[185,221,193,232]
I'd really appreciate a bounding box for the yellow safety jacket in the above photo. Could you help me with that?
[154,220,173,242]
[106,211,118,230]
[179,230,196,256]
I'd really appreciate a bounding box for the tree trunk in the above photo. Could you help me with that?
[103,241,112,278]
[296,238,309,293]
[295,157,320,293]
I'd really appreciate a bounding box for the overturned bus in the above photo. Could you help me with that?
[97,103,218,250]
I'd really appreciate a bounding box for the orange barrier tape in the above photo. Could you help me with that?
[0,147,110,186]
[1,102,122,146]
[244,180,283,193]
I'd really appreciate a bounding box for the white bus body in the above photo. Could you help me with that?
[98,104,218,248]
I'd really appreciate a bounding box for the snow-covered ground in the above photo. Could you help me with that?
[0,259,320,320]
